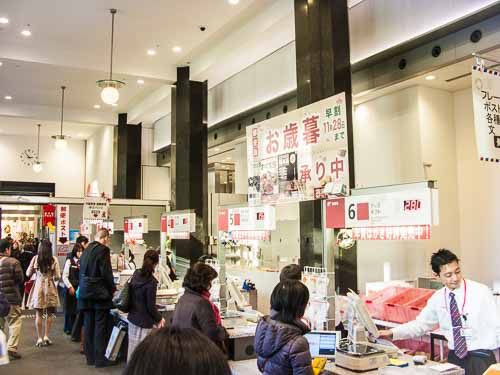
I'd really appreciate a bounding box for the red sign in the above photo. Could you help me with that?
[161,216,167,233]
[352,225,431,241]
[326,198,346,229]
[42,205,56,227]
[124,219,129,233]
[218,209,229,232]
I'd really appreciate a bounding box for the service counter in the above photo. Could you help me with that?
[230,355,465,375]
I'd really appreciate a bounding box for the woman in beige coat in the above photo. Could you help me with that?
[26,239,61,347]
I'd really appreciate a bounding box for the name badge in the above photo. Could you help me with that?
[460,328,473,338]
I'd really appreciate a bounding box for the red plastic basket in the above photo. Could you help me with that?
[362,286,409,320]
[384,289,434,323]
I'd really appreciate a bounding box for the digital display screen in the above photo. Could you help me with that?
[403,199,421,211]
[305,332,338,358]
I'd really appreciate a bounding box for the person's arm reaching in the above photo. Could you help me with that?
[62,259,72,289]
[26,256,36,278]
[380,298,439,340]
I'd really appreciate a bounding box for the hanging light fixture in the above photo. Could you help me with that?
[52,86,70,150]
[33,124,43,173]
[97,9,124,105]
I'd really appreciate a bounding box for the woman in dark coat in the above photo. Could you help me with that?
[127,250,165,359]
[171,262,226,348]
[254,281,313,375]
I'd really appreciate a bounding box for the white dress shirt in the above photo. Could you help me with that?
[392,279,500,351]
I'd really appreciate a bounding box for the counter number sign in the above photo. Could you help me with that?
[348,202,369,221]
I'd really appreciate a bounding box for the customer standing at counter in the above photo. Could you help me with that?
[379,249,499,374]
[127,250,165,359]
[78,229,116,368]
[255,280,313,375]
[172,262,227,350]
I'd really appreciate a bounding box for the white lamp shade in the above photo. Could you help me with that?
[101,86,119,105]
[55,138,68,150]
[33,162,43,173]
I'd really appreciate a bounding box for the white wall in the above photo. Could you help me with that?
[0,134,85,197]
[141,126,170,201]
[353,86,461,292]
[85,126,114,196]
[454,88,500,288]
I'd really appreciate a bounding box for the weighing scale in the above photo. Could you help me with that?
[336,343,390,372]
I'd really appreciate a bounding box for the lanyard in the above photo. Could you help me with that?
[444,278,467,317]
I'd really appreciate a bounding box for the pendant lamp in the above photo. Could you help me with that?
[33,124,43,173]
[97,9,124,105]
[52,86,70,150]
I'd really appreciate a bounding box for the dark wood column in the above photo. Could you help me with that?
[170,66,208,262]
[115,113,142,199]
[295,0,357,293]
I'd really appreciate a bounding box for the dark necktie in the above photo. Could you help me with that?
[449,292,468,359]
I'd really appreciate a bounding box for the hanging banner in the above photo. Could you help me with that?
[247,92,349,205]
[472,65,500,162]
[42,204,56,227]
[83,194,111,224]
[56,205,69,243]
[218,206,276,232]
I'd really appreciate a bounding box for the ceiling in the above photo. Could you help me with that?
[354,48,500,105]
[0,0,262,137]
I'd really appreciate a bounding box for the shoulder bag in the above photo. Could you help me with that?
[112,274,133,312]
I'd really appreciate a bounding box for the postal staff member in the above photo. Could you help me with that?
[379,249,499,375]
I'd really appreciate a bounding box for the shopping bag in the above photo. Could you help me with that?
[0,330,9,365]
[105,323,127,362]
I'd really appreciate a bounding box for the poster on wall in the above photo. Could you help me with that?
[83,194,110,224]
[247,92,349,205]
[56,205,69,243]
[42,205,56,227]
[472,65,500,162]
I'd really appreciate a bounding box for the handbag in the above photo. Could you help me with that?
[112,276,132,312]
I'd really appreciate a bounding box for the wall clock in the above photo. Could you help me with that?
[20,148,37,166]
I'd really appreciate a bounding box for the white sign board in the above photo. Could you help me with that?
[344,189,436,228]
[83,195,109,224]
[472,65,500,162]
[56,205,69,242]
[166,213,196,234]
[227,206,276,232]
[247,92,349,204]
[124,217,148,241]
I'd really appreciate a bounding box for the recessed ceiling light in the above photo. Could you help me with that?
[425,75,436,81]
[0,62,3,67]
[21,28,31,37]
[172,46,182,53]
[93,104,101,109]
[4,95,12,100]
[228,0,240,4]
[137,79,145,85]
[147,49,156,56]
[0,17,9,24]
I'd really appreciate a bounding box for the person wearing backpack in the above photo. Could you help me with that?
[0,239,24,361]
[127,250,165,359]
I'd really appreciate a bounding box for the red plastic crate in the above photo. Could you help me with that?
[384,289,434,323]
[362,286,409,320]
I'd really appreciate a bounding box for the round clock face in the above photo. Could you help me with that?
[20,148,37,166]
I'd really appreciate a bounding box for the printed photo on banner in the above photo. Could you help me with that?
[246,92,350,204]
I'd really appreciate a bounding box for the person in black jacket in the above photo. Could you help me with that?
[127,250,165,359]
[171,262,226,349]
[78,229,116,368]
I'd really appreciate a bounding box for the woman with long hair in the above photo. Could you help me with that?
[26,239,61,347]
[127,250,165,359]
[62,243,83,337]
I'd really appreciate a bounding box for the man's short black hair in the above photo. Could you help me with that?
[0,239,11,253]
[279,264,302,282]
[430,249,459,275]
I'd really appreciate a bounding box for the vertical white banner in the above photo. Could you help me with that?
[472,65,500,162]
[56,205,70,241]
